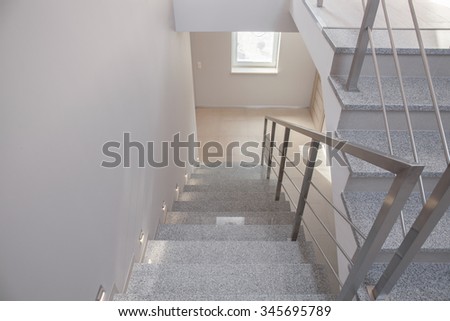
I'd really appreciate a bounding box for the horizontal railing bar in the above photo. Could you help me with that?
[309,181,367,240]
[265,116,419,174]
[305,200,355,265]
[281,183,297,210]
[285,155,306,177]
[283,170,302,194]
[302,220,344,288]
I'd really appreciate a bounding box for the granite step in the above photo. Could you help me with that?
[117,263,330,300]
[172,199,291,212]
[364,263,450,300]
[155,225,293,241]
[165,211,295,225]
[183,182,277,193]
[329,76,450,112]
[177,191,285,202]
[324,28,450,55]
[144,240,314,264]
[337,130,450,178]
[114,293,335,301]
[187,176,278,185]
[325,28,450,78]
[342,192,450,250]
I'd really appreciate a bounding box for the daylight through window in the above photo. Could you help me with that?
[231,32,281,73]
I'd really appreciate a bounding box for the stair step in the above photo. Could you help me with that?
[343,192,450,250]
[183,182,277,193]
[145,240,313,264]
[122,263,329,299]
[330,76,450,112]
[172,199,291,212]
[326,29,450,78]
[187,177,277,186]
[338,130,450,177]
[365,263,450,300]
[324,28,450,55]
[165,211,294,225]
[191,166,268,180]
[178,191,285,202]
[155,225,293,241]
[114,293,335,301]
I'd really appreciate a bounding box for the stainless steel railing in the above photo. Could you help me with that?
[262,116,424,300]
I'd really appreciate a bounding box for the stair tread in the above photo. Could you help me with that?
[330,75,450,112]
[145,240,314,264]
[124,263,330,297]
[156,224,293,241]
[172,199,291,212]
[165,211,295,225]
[343,191,450,250]
[365,263,450,300]
[178,191,284,202]
[324,28,450,55]
[114,293,335,301]
[338,129,450,177]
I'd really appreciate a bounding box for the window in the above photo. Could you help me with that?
[231,32,281,74]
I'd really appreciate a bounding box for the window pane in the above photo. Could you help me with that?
[236,32,276,64]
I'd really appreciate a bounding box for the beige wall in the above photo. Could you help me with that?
[0,0,196,300]
[191,32,316,108]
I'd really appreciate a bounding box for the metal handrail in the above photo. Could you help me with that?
[309,180,367,240]
[262,116,424,300]
[379,0,427,207]
[305,200,355,265]
[408,0,450,165]
[373,165,450,300]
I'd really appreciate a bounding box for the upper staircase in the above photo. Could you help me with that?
[291,0,450,300]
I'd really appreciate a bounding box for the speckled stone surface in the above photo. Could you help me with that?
[114,293,335,301]
[342,192,450,250]
[145,241,313,264]
[329,76,450,112]
[155,225,293,241]
[115,164,333,301]
[178,191,285,202]
[338,130,450,177]
[183,182,277,193]
[172,199,291,212]
[121,263,330,299]
[187,176,278,185]
[165,211,295,225]
[364,263,450,300]
[323,28,450,55]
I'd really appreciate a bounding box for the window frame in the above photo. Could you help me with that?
[231,32,281,74]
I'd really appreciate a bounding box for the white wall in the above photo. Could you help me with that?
[174,0,298,32]
[0,0,196,300]
[191,32,316,108]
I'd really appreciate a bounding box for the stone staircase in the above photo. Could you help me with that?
[323,23,450,298]
[114,165,334,301]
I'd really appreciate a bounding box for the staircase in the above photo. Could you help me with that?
[114,165,334,301]
[302,1,450,300]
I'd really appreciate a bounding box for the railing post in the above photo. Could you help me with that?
[275,128,291,201]
[337,165,424,300]
[266,121,276,179]
[317,0,324,7]
[291,140,320,241]
[261,118,268,166]
[346,0,380,91]
[373,165,450,300]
